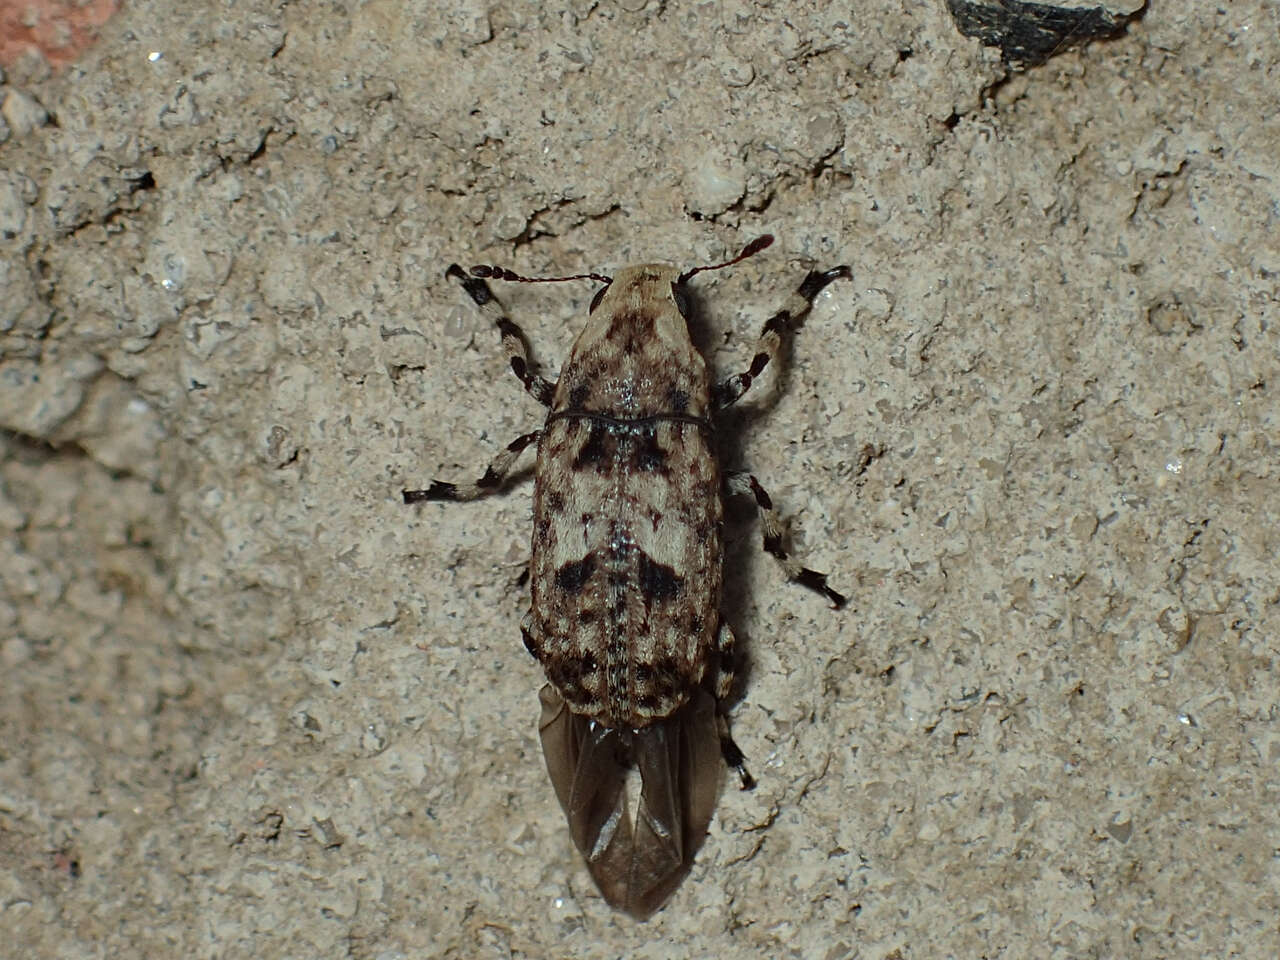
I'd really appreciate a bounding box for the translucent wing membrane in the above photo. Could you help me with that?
[538,685,722,919]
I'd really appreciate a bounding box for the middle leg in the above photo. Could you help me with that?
[403,429,540,503]
[724,470,847,608]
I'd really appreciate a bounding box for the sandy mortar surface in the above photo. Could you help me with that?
[0,1,1276,956]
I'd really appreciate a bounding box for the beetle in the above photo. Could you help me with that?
[404,235,849,917]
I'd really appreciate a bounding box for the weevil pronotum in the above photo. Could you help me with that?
[404,235,849,918]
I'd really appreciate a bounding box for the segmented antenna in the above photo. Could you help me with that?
[678,234,774,284]
[470,264,612,285]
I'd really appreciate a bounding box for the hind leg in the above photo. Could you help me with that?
[711,618,755,790]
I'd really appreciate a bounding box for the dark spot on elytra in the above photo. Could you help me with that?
[653,655,683,691]
[667,388,690,413]
[546,650,599,695]
[568,383,590,408]
[608,308,656,338]
[572,422,611,469]
[637,666,683,713]
[546,656,584,696]
[578,608,596,625]
[637,551,682,602]
[544,490,565,513]
[562,687,593,709]
[554,554,596,594]
[576,358,610,384]
[687,614,704,636]
[627,429,669,473]
[536,516,552,540]
[636,655,683,701]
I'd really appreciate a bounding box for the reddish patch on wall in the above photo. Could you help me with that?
[0,0,121,71]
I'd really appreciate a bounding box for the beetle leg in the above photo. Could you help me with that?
[712,265,851,409]
[723,470,847,608]
[712,618,755,790]
[518,609,543,660]
[403,430,540,503]
[445,263,558,406]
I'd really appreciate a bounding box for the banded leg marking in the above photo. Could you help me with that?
[712,265,851,410]
[445,264,557,407]
[519,609,540,659]
[724,471,847,609]
[712,618,755,790]
[403,430,540,503]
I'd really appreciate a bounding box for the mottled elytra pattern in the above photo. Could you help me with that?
[403,237,849,919]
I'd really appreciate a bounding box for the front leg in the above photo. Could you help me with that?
[403,430,540,503]
[445,264,557,407]
[712,265,851,409]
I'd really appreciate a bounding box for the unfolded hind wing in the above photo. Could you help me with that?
[537,684,722,919]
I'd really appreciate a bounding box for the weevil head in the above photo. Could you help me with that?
[582,263,693,345]
[580,236,775,342]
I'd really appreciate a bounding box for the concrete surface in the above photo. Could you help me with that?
[1,1,1276,957]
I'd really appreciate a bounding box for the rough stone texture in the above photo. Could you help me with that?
[1,1,1276,956]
